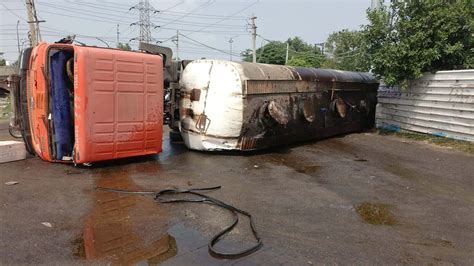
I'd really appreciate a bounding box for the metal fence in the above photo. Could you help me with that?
[376,70,474,142]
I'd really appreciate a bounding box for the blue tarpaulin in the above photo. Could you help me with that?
[50,51,73,160]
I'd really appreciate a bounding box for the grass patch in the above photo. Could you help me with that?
[0,96,11,121]
[378,128,474,154]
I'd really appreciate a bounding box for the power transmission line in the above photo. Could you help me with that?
[155,0,217,31]
[37,9,131,25]
[76,1,245,21]
[35,7,247,35]
[39,2,246,30]
[160,27,247,34]
[179,33,240,57]
[129,0,157,43]
[160,1,185,12]
[153,18,245,29]
[158,10,247,20]
[0,3,27,21]
[180,0,260,37]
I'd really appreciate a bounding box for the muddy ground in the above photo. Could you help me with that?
[1,122,473,265]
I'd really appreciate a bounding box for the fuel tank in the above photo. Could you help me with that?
[179,60,379,151]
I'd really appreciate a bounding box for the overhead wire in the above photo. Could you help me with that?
[2,0,250,59]
[179,39,238,55]
[158,10,247,20]
[179,34,240,57]
[156,0,217,31]
[160,0,185,12]
[49,1,247,30]
[34,7,247,36]
[181,0,259,37]
[90,0,246,20]
[0,2,28,21]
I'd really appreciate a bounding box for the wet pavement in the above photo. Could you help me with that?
[1,128,473,265]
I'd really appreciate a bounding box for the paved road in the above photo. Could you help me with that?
[1,130,473,265]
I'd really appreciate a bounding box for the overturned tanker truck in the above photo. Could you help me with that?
[169,60,379,151]
[9,40,378,163]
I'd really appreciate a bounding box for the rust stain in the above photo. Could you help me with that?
[268,100,290,125]
[80,166,176,265]
[302,97,317,123]
[238,137,258,150]
[355,202,397,225]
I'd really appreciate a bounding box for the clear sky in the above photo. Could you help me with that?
[0,0,371,63]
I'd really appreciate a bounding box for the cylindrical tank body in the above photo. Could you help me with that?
[179,60,379,151]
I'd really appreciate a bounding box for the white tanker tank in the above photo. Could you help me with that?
[176,60,379,151]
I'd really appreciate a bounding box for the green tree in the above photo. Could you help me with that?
[242,37,325,68]
[117,42,132,51]
[286,37,325,67]
[242,40,286,64]
[364,1,472,86]
[0,58,5,66]
[322,29,369,72]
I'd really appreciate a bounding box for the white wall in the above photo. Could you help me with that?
[376,70,474,142]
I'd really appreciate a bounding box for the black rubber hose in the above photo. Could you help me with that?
[95,186,263,259]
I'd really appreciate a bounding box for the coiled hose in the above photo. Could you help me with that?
[95,185,263,259]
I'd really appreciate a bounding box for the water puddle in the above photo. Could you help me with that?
[354,202,397,225]
[258,152,321,175]
[77,166,177,264]
[385,163,419,179]
[313,138,355,153]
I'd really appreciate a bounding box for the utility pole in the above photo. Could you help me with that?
[130,0,156,43]
[116,24,120,46]
[25,0,44,47]
[172,30,179,60]
[16,20,21,54]
[315,42,325,55]
[25,0,36,46]
[285,42,289,65]
[250,16,257,63]
[229,37,234,61]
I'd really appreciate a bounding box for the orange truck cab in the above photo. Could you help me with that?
[21,42,164,164]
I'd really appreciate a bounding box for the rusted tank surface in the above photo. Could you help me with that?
[179,60,379,151]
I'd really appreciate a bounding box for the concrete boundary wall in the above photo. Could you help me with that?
[376,70,474,142]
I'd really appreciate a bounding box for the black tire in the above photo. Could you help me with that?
[9,126,22,138]
[169,130,183,142]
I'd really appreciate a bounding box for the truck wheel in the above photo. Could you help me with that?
[169,130,183,142]
[9,126,22,138]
